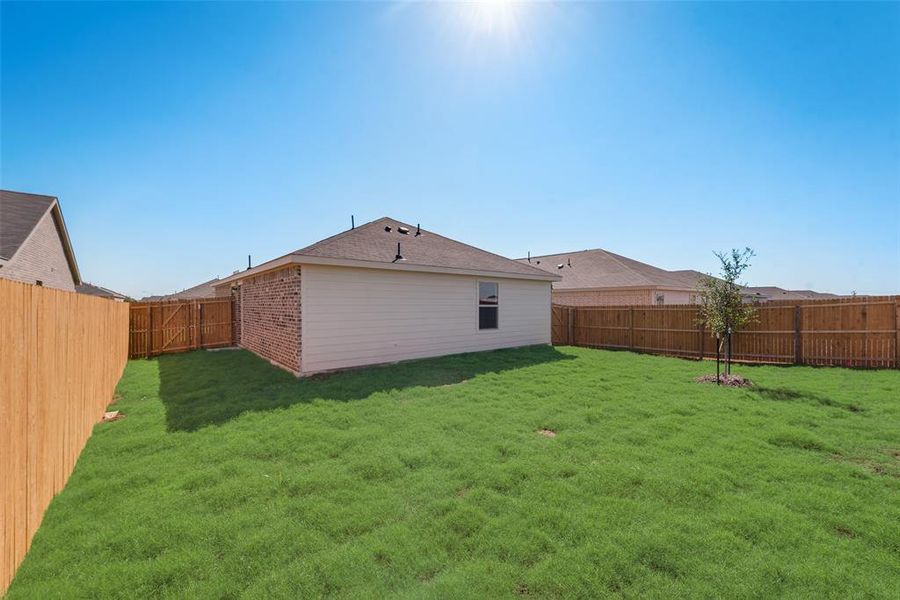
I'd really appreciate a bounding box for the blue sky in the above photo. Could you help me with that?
[2,1,898,298]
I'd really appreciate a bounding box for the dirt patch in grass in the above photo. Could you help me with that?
[101,410,124,423]
[695,374,753,387]
[835,525,857,538]
[537,428,556,438]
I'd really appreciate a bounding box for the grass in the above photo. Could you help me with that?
[7,346,900,599]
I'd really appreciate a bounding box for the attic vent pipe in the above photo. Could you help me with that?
[527,251,531,263]
[415,223,421,236]
[393,242,404,262]
[248,255,251,270]
[567,258,571,267]
[351,215,355,229]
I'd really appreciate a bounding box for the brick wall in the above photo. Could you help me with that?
[553,289,652,306]
[0,210,76,291]
[236,266,301,374]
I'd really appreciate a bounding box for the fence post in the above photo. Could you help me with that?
[629,307,635,351]
[567,308,575,345]
[793,305,802,365]
[146,305,152,359]
[698,323,705,361]
[194,302,202,350]
[895,300,900,369]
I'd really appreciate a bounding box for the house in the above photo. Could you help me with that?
[141,277,221,301]
[518,248,700,306]
[740,286,839,302]
[212,217,559,376]
[0,190,81,291]
[76,282,130,301]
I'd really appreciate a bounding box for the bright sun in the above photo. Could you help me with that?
[461,0,526,37]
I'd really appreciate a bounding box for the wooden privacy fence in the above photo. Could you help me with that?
[129,297,233,359]
[552,296,900,369]
[1,279,129,593]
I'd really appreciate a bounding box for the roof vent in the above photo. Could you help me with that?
[567,258,572,267]
[384,225,392,232]
[393,242,405,262]
[398,226,410,235]
[536,260,541,265]
[415,223,421,236]
[557,264,564,269]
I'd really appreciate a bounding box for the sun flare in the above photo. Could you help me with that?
[466,0,521,35]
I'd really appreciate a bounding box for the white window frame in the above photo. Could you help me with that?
[476,281,499,332]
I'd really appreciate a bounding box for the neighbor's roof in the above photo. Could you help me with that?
[517,248,697,290]
[161,277,221,300]
[218,217,559,285]
[76,282,130,301]
[0,190,81,283]
[741,286,839,301]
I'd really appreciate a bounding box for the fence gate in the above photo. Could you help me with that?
[129,297,233,358]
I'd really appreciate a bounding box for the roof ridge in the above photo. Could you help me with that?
[520,247,611,260]
[598,249,662,286]
[294,216,551,278]
[401,221,552,278]
[292,216,391,255]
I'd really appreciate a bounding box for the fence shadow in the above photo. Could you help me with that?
[157,345,573,432]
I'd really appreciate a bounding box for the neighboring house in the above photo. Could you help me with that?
[740,286,839,303]
[213,217,560,376]
[0,190,81,291]
[76,282,130,301]
[519,248,701,306]
[144,277,221,301]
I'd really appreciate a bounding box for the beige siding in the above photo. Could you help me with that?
[300,265,551,374]
[552,288,698,306]
[553,289,652,306]
[1,211,75,291]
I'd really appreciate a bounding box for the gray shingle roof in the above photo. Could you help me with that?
[288,217,554,279]
[0,190,56,260]
[518,248,697,290]
[76,282,129,300]
[740,286,839,301]
[0,189,81,284]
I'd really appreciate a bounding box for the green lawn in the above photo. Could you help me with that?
[7,346,900,599]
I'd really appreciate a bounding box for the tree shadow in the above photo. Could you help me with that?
[157,345,574,432]
[752,386,862,413]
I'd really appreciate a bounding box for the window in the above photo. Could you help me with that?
[478,282,499,330]
[655,292,665,305]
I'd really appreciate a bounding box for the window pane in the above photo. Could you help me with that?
[479,306,498,329]
[479,282,498,305]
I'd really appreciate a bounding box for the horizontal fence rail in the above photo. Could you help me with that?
[129,297,234,359]
[552,296,900,369]
[1,279,129,593]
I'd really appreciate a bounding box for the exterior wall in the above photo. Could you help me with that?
[552,288,698,306]
[236,266,301,374]
[553,289,652,306]
[0,211,75,291]
[300,265,551,374]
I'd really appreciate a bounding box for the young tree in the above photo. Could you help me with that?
[696,248,757,376]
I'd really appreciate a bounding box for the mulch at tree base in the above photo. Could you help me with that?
[694,374,753,387]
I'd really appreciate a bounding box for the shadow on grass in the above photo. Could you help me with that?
[752,386,862,413]
[158,345,573,432]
